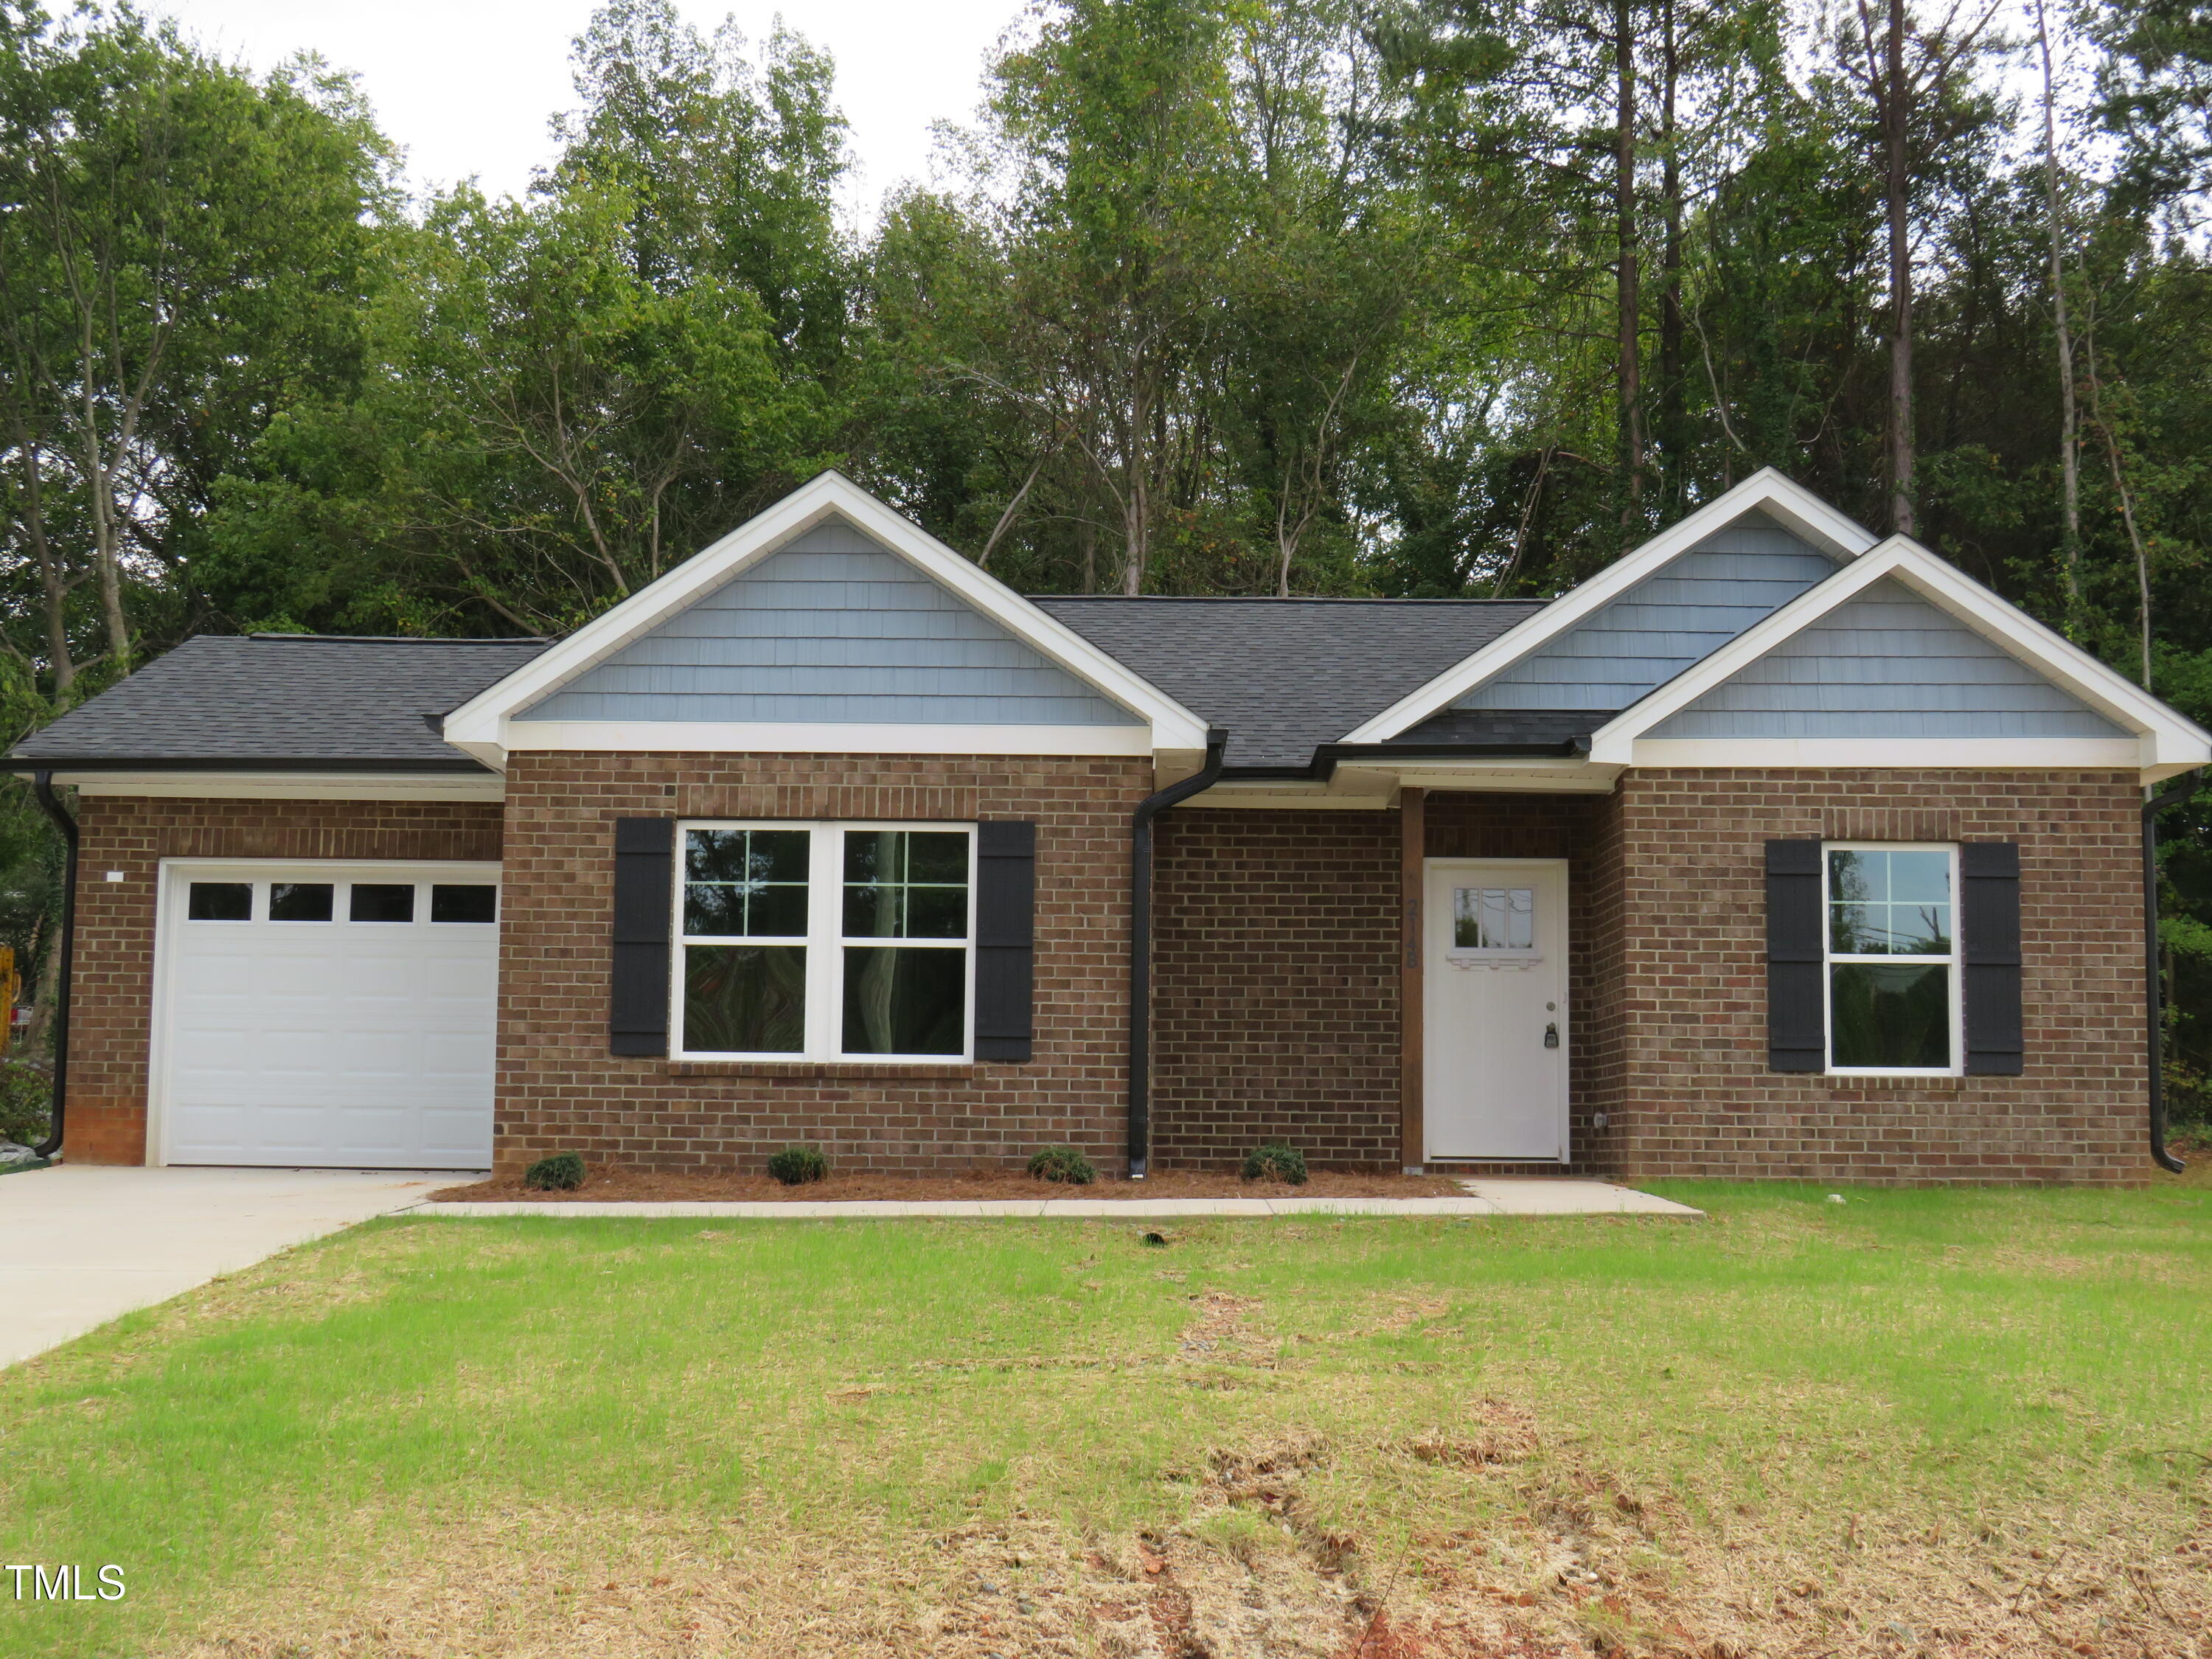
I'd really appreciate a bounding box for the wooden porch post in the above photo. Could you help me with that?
[1399,787,1425,1170]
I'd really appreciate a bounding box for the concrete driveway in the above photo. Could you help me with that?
[0,1164,458,1370]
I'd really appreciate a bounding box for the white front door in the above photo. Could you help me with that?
[152,860,501,1169]
[1423,858,1569,1161]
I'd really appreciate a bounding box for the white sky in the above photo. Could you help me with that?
[147,0,1029,222]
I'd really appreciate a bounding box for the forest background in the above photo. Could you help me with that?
[4,0,2211,1138]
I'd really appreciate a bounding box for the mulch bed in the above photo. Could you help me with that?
[429,1166,1471,1203]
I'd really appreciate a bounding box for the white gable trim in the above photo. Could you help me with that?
[1338,469,1880,745]
[1586,535,2212,780]
[441,472,1208,765]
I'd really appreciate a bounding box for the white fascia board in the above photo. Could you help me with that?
[1338,468,1879,745]
[63,771,504,802]
[1589,535,2212,776]
[498,720,1156,757]
[1627,737,2146,769]
[441,472,1208,761]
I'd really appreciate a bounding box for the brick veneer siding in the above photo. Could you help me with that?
[495,752,1152,1178]
[1150,809,1403,1169]
[64,795,504,1165]
[1604,769,2149,1185]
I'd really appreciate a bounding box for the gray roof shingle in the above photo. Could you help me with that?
[1033,597,1550,768]
[5,599,1573,774]
[7,636,550,769]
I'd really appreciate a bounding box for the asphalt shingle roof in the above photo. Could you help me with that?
[1032,597,1551,769]
[6,601,1575,774]
[7,636,551,768]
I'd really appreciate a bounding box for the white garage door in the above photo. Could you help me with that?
[153,860,500,1169]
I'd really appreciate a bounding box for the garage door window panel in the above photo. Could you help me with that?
[349,883,417,923]
[270,883,334,922]
[431,884,498,923]
[187,882,252,922]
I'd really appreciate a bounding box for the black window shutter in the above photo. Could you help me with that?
[611,817,675,1057]
[1961,841,2024,1075]
[973,821,1037,1062]
[1766,839,1825,1072]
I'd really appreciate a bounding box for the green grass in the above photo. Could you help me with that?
[3,1178,2210,1655]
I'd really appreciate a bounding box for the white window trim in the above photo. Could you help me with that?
[670,821,978,1064]
[1821,841,1964,1078]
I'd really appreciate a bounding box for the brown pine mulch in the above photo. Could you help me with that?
[428,1166,1470,1203]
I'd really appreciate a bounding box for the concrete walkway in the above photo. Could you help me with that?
[0,1164,451,1370]
[406,1178,1701,1221]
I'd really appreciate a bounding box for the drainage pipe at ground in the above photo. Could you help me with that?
[2146,769,2201,1174]
[1127,728,1226,1180]
[29,771,77,1161]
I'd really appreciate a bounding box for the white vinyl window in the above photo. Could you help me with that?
[672,822,975,1062]
[1823,843,1961,1075]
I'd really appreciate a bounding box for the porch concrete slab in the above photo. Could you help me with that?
[1459,1178,1702,1216]
[0,1164,453,1370]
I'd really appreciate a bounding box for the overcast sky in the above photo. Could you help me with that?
[147,0,1026,221]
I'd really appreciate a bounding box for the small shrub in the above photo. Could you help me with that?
[1241,1142,1308,1185]
[0,1060,52,1150]
[1027,1144,1096,1185]
[522,1152,586,1192]
[766,1145,828,1186]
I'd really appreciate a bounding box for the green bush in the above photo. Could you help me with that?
[522,1152,587,1192]
[1027,1144,1096,1185]
[0,1060,50,1148]
[766,1145,828,1186]
[1240,1142,1308,1185]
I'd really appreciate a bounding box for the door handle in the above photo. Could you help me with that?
[1544,1022,1560,1050]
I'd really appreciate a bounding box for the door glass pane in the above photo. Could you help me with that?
[1831,962,1950,1067]
[843,832,970,939]
[684,830,809,938]
[1453,886,1534,950]
[268,883,333,922]
[841,946,966,1054]
[1828,849,1950,955]
[349,883,416,922]
[187,882,251,921]
[684,944,807,1052]
[430,884,498,923]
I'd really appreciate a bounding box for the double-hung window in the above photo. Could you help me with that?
[1823,843,1960,1074]
[675,822,975,1061]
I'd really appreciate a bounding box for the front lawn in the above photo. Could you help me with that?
[3,1178,2209,1658]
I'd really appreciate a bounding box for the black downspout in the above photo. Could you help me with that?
[1128,728,1227,1179]
[2146,770,2199,1174]
[29,771,77,1161]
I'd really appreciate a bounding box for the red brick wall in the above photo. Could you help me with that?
[66,796,504,1165]
[1605,770,2149,1185]
[1150,809,1402,1169]
[495,753,1152,1178]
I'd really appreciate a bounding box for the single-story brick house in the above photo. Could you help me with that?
[10,470,2206,1183]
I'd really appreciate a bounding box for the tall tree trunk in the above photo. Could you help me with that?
[9,434,74,695]
[1884,0,1916,536]
[2035,0,2083,632]
[1658,0,1685,520]
[1615,0,1644,535]
[2083,338,2154,689]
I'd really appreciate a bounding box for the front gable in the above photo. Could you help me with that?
[1645,577,2126,739]
[520,518,1143,728]
[1453,511,1843,713]
[1339,469,1879,744]
[1591,537,2211,778]
[443,473,1206,768]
